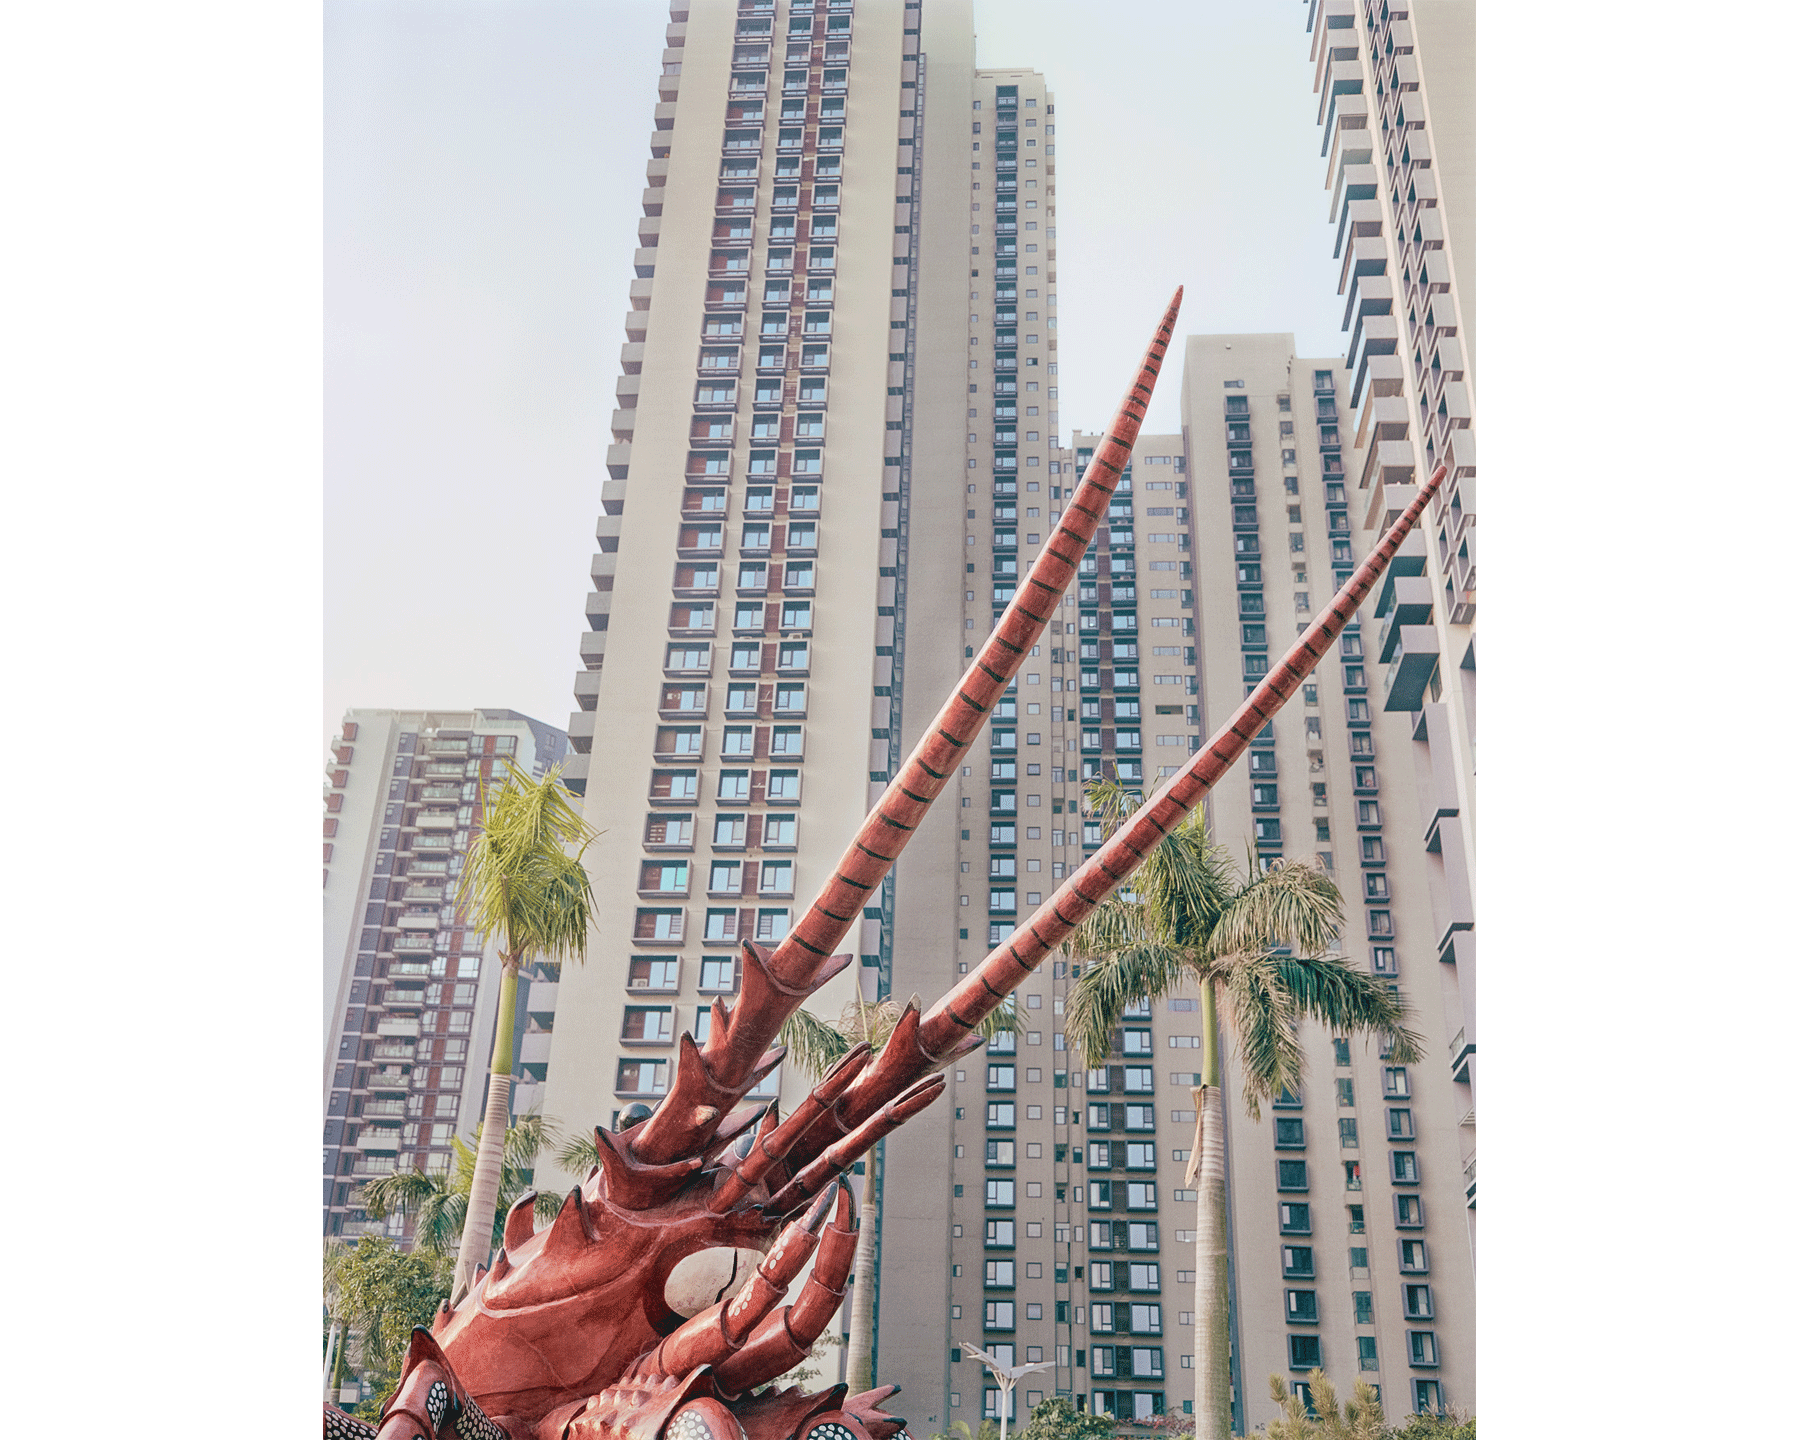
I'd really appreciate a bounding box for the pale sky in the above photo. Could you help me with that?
[324,0,1346,743]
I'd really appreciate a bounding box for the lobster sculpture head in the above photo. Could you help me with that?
[330,289,1447,1440]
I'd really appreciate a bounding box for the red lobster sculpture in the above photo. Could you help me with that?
[327,289,1446,1440]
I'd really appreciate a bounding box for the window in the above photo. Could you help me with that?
[1383,1067,1411,1098]
[1274,1118,1305,1149]
[986,1220,1015,1247]
[616,1058,669,1095]
[628,957,678,991]
[1277,1161,1309,1192]
[1338,1118,1359,1148]
[1413,1380,1443,1414]
[1387,1108,1414,1139]
[987,1179,1016,1207]
[699,955,739,992]
[713,814,746,847]
[620,1006,673,1043]
[1353,1292,1375,1326]
[988,1102,1016,1128]
[1286,1289,1319,1323]
[988,1065,1016,1090]
[1278,1202,1311,1234]
[1357,1335,1379,1372]
[1395,1195,1424,1229]
[1403,1283,1433,1321]
[985,1301,1015,1330]
[1399,1239,1429,1272]
[1281,1246,1314,1279]
[1391,1151,1419,1184]
[986,1260,1016,1287]
[1288,1335,1322,1371]
[1407,1331,1439,1368]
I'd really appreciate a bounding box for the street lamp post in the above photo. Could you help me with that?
[962,1342,1058,1440]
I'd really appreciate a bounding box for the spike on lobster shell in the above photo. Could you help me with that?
[589,1123,708,1211]
[503,1189,538,1252]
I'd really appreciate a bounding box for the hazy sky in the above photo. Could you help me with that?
[325,0,1346,743]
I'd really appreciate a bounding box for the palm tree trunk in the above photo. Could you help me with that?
[1194,981,1234,1440]
[451,954,520,1304]
[843,1142,881,1392]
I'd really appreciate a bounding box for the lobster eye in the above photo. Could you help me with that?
[663,1246,765,1318]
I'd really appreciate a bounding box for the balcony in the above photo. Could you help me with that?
[396,911,440,931]
[416,811,456,831]
[1376,576,1434,660]
[1382,626,1440,713]
[392,935,433,953]
[1447,1027,1474,1083]
[375,1018,421,1039]
[526,983,559,1025]
[356,1127,402,1152]
[1361,480,1418,534]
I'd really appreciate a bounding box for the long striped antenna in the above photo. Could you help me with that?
[818,462,1450,1137]
[627,289,1186,1167]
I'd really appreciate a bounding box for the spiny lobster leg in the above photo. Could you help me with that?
[629,291,1186,1170]
[635,1183,842,1382]
[366,1327,510,1440]
[840,1386,909,1440]
[710,1044,874,1213]
[822,464,1452,1136]
[630,944,851,1170]
[713,1183,859,1395]
[778,1005,980,1177]
[763,1074,944,1216]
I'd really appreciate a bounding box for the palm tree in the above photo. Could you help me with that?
[448,762,597,1304]
[779,996,1017,1394]
[1065,782,1422,1440]
[359,1113,565,1258]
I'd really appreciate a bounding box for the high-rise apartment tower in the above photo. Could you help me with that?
[322,708,568,1241]
[1307,0,1476,1236]
[528,1,1473,1433]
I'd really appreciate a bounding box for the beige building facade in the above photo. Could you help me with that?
[529,0,1473,1433]
[1309,0,1477,1219]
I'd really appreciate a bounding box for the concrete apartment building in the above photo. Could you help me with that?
[1308,0,1476,1215]
[514,0,1472,1431]
[321,708,568,1241]
[1178,335,1473,1422]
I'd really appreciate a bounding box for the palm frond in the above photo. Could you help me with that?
[357,1168,449,1222]
[1273,954,1426,1064]
[501,1112,558,1167]
[1216,952,1302,1119]
[780,1006,856,1079]
[412,1188,467,1258]
[1208,856,1344,963]
[555,1130,602,1176]
[532,1189,566,1225]
[976,997,1020,1040]
[1065,939,1194,1069]
[456,764,599,964]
